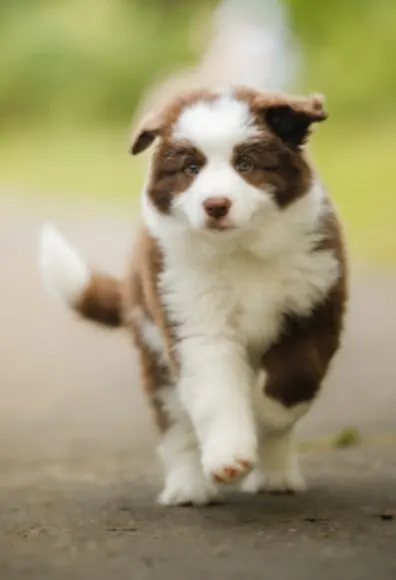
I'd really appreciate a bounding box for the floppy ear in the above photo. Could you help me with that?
[129,112,164,155]
[264,93,327,149]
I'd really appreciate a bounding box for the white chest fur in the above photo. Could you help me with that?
[144,182,340,359]
[158,234,338,357]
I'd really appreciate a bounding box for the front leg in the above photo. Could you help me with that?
[244,278,346,494]
[178,337,258,484]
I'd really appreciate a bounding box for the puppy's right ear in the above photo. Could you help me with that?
[129,112,163,155]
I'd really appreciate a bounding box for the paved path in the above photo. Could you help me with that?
[1,198,396,578]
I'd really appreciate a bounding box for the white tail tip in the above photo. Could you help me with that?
[38,223,90,307]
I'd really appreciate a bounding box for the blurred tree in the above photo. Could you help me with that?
[0,0,395,127]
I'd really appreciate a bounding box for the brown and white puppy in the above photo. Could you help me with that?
[39,87,347,506]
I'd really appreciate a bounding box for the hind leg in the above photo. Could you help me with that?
[241,427,305,494]
[241,373,309,494]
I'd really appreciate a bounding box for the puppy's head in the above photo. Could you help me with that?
[131,87,327,233]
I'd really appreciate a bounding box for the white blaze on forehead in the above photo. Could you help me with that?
[173,96,257,156]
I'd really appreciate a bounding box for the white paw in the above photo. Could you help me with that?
[158,475,219,507]
[241,467,306,495]
[202,437,257,485]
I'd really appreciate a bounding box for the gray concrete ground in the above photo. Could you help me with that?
[1,197,396,579]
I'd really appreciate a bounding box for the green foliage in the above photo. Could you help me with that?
[0,0,395,266]
[1,0,395,127]
[1,0,395,126]
[332,427,360,449]
[0,0,210,126]
[286,0,396,124]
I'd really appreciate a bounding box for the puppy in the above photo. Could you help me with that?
[39,86,347,506]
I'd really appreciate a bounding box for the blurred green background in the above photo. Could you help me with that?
[0,0,395,265]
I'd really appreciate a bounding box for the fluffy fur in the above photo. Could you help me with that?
[39,223,89,307]
[39,87,347,506]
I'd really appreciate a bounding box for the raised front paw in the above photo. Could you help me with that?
[202,437,257,485]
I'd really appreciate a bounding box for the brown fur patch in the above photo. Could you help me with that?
[128,313,172,433]
[232,137,312,208]
[146,141,206,213]
[262,201,347,407]
[122,228,179,432]
[229,87,327,207]
[234,87,327,149]
[76,272,121,327]
[125,228,178,374]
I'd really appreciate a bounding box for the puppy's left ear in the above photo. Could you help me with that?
[264,93,327,149]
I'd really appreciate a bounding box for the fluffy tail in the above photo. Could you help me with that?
[39,224,122,327]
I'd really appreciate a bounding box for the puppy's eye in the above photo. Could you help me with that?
[185,162,201,176]
[234,157,253,173]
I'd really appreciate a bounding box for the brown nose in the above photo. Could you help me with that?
[203,197,232,220]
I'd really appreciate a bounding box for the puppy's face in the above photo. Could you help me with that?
[131,88,327,233]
